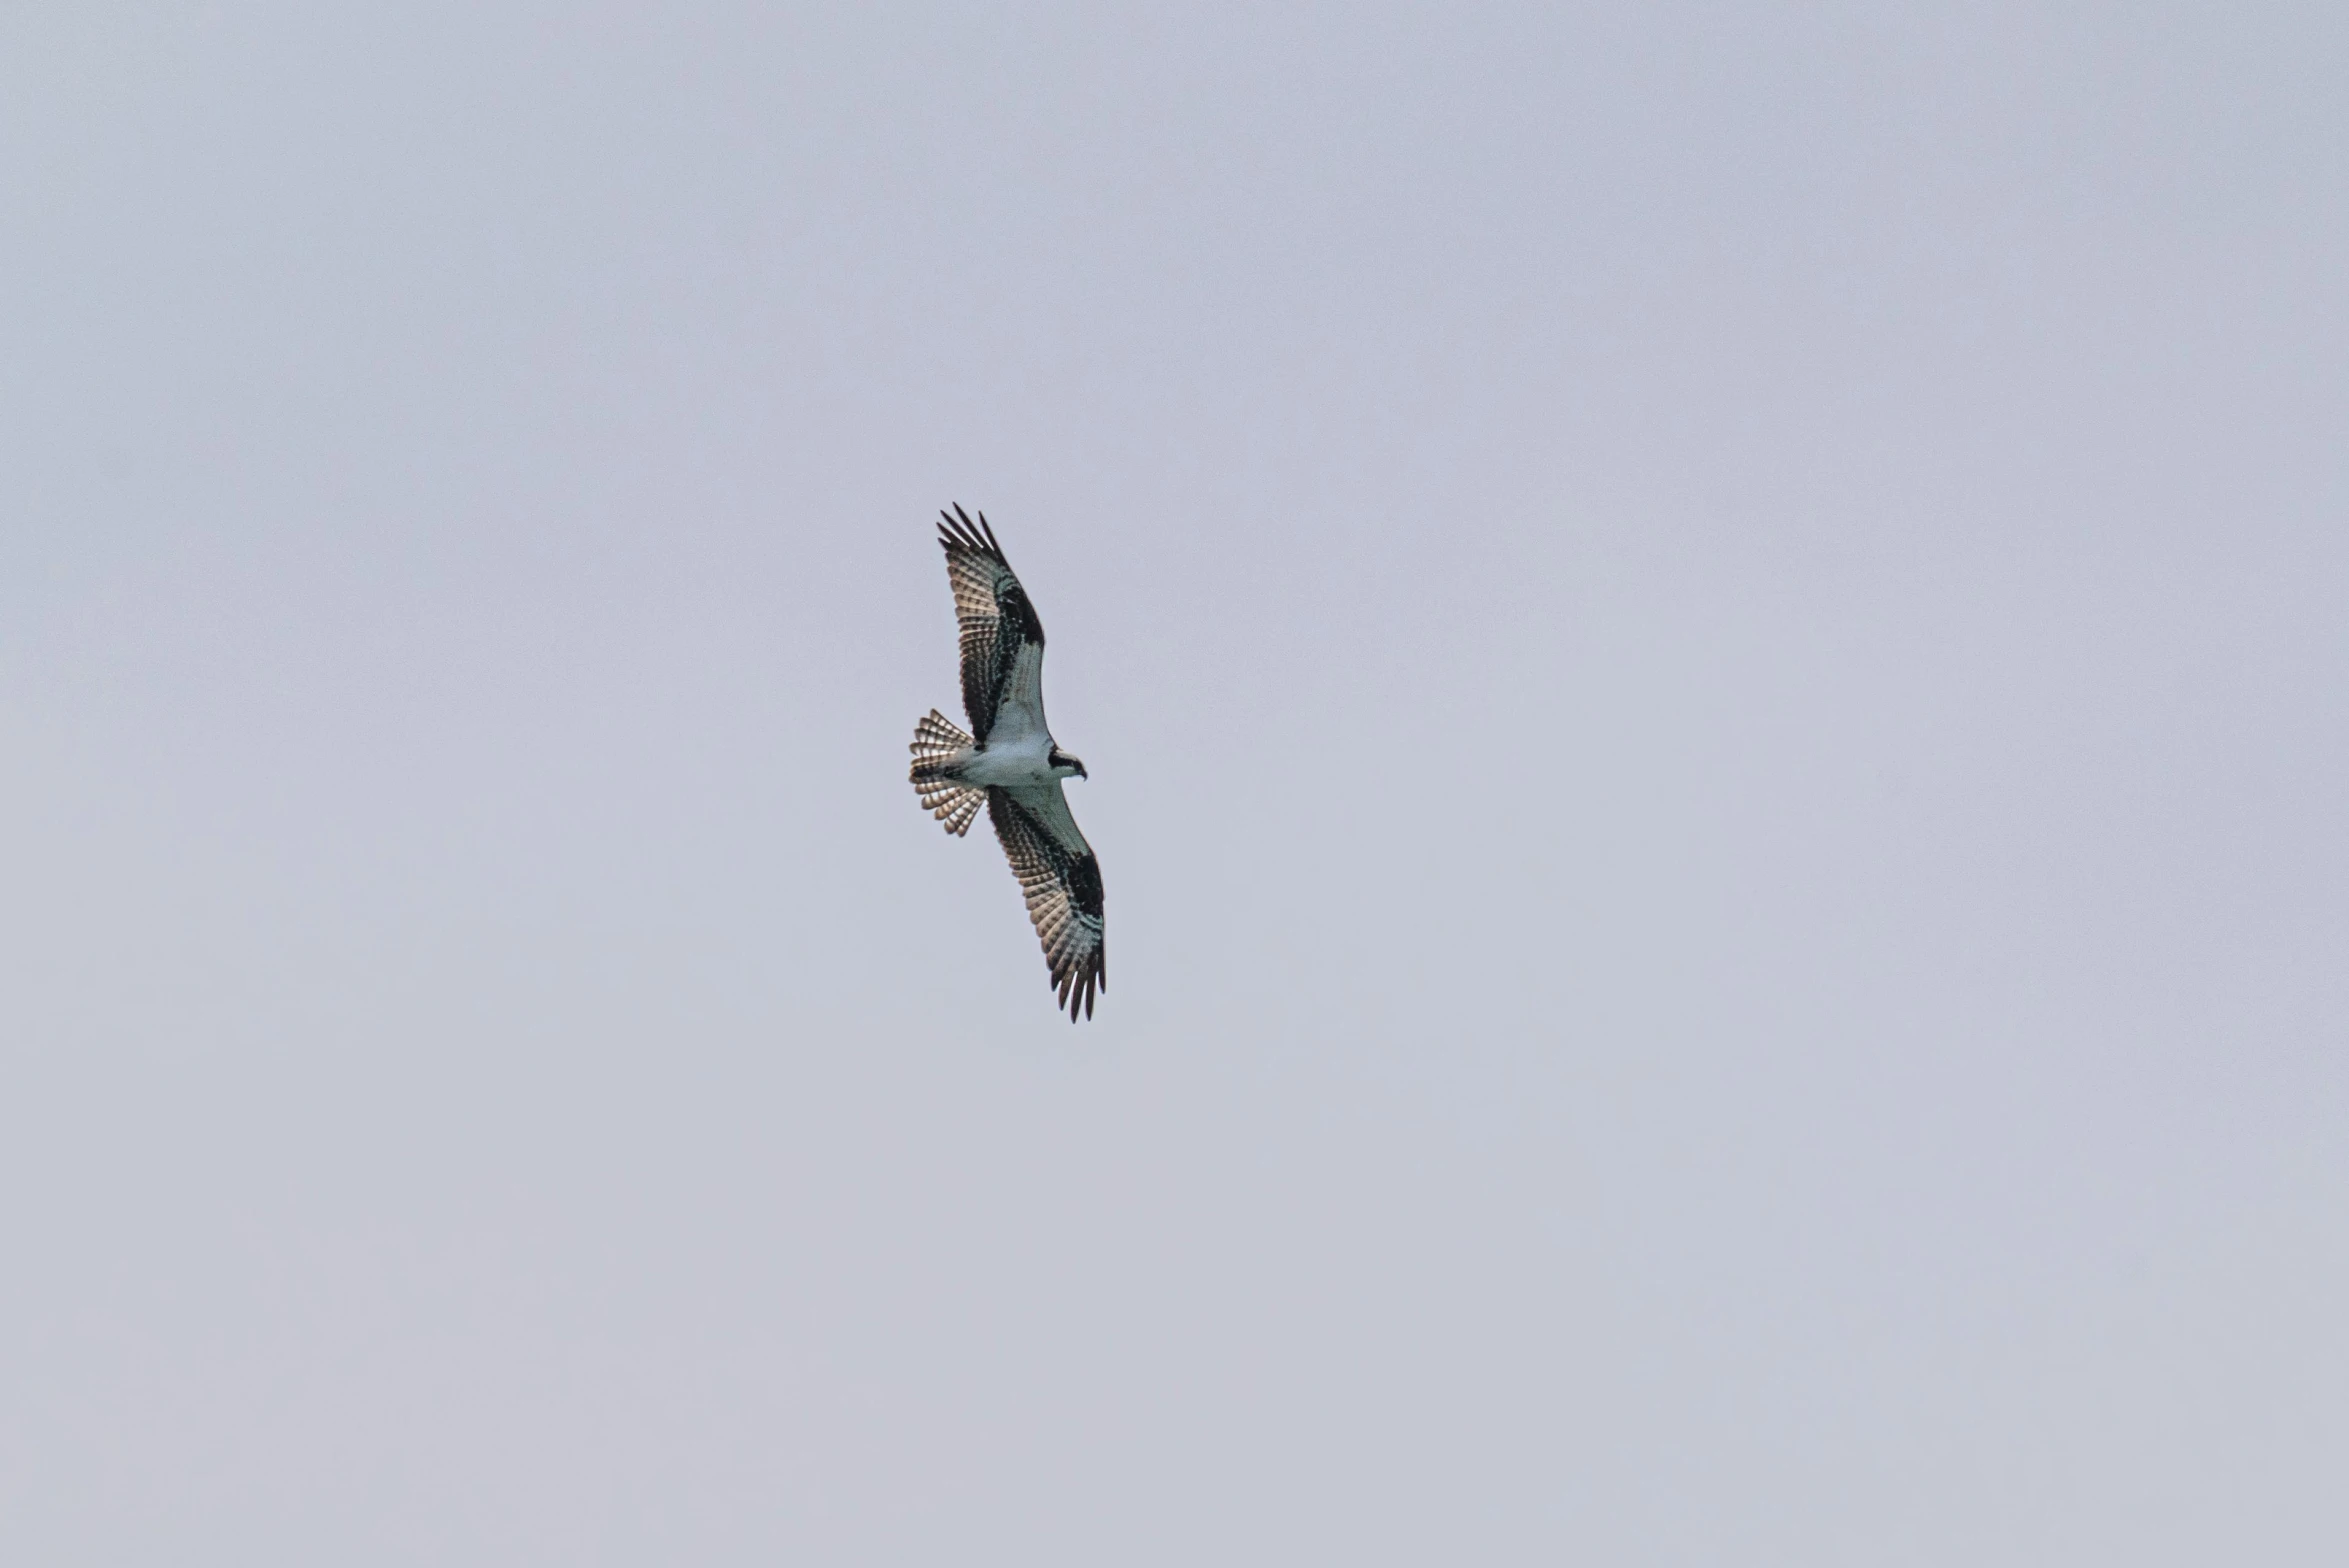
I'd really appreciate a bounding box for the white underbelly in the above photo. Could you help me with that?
[960,738,1054,787]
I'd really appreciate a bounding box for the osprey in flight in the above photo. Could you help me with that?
[909,506,1105,1021]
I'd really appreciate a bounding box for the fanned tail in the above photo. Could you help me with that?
[909,709,983,836]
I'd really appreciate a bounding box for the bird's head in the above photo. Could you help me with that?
[1048,747,1088,780]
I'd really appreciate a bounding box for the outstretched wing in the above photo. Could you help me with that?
[988,783,1106,1022]
[939,505,1048,746]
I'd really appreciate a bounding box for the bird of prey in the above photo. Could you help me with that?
[909,506,1105,1021]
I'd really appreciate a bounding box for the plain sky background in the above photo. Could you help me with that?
[3,2,2344,1561]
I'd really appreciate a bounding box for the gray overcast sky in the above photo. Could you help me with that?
[2,2,2344,1562]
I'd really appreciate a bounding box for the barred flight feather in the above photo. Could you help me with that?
[987,786,1106,1023]
[937,505,1046,745]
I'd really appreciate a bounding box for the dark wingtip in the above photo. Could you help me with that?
[937,503,1008,565]
[1061,957,1100,1022]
